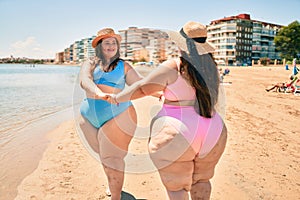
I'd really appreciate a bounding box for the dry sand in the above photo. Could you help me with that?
[14,66,300,200]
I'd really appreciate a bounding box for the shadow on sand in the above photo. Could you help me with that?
[121,191,146,200]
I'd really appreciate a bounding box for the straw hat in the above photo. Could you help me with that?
[167,21,215,55]
[92,28,122,48]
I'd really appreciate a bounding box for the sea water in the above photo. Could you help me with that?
[0,63,81,200]
[0,64,81,136]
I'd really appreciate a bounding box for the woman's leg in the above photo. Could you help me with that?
[190,124,227,200]
[266,85,277,92]
[167,190,189,200]
[149,117,196,200]
[98,106,137,200]
[78,115,99,153]
[266,83,284,92]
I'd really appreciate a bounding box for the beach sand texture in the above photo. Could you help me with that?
[14,66,300,200]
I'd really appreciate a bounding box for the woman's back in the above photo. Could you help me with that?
[163,59,196,102]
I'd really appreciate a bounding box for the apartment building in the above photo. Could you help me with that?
[55,52,64,63]
[61,36,95,64]
[207,14,282,66]
[82,37,95,60]
[252,21,281,62]
[147,37,167,63]
[58,14,283,66]
[63,48,70,63]
[72,41,82,63]
[165,40,179,60]
[119,27,167,63]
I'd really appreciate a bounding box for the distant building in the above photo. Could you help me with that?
[55,52,64,63]
[57,14,283,66]
[147,37,167,63]
[73,40,84,63]
[64,47,71,63]
[251,20,281,62]
[133,48,149,62]
[82,37,95,60]
[62,36,95,64]
[207,14,282,66]
[119,27,167,63]
[69,44,74,63]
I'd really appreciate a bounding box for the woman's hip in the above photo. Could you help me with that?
[80,98,133,128]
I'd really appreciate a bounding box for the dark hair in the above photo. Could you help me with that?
[95,38,121,71]
[179,53,219,118]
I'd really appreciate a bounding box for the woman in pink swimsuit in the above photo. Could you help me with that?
[108,21,227,200]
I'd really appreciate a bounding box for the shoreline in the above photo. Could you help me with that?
[15,97,167,200]
[0,107,77,200]
[0,63,80,67]
[4,66,300,199]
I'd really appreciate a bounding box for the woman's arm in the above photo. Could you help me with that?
[79,58,106,99]
[124,61,162,98]
[124,61,143,85]
[113,59,178,103]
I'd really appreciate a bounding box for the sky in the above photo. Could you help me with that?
[0,0,299,59]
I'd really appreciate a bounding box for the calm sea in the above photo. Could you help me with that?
[0,64,81,136]
[0,63,82,200]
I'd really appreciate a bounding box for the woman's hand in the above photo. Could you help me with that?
[85,89,109,100]
[95,91,109,101]
[105,94,119,105]
[151,91,164,101]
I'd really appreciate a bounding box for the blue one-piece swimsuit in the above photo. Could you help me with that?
[80,60,132,128]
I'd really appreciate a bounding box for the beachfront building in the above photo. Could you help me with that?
[82,37,95,60]
[207,14,282,66]
[147,37,167,63]
[118,27,167,64]
[60,27,167,65]
[55,52,64,64]
[132,48,149,62]
[73,41,85,63]
[58,14,282,66]
[119,27,145,60]
[165,40,179,60]
[63,48,70,63]
[68,45,74,63]
[251,21,281,63]
[61,36,95,64]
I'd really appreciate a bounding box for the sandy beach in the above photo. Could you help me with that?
[11,66,300,200]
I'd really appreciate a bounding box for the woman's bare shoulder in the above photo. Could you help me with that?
[160,58,179,70]
[123,60,132,68]
[123,60,138,73]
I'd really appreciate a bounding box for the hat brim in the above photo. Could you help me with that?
[92,34,122,48]
[166,30,215,55]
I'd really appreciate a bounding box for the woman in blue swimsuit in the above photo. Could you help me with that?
[79,28,143,200]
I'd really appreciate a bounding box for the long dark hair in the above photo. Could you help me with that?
[179,53,219,118]
[95,39,122,71]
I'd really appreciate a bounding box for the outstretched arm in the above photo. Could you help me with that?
[79,58,107,99]
[124,61,162,99]
[111,60,178,103]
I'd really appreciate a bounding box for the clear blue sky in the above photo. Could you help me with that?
[0,0,299,59]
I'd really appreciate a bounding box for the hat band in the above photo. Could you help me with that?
[180,28,207,43]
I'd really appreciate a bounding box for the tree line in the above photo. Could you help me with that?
[275,20,300,62]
